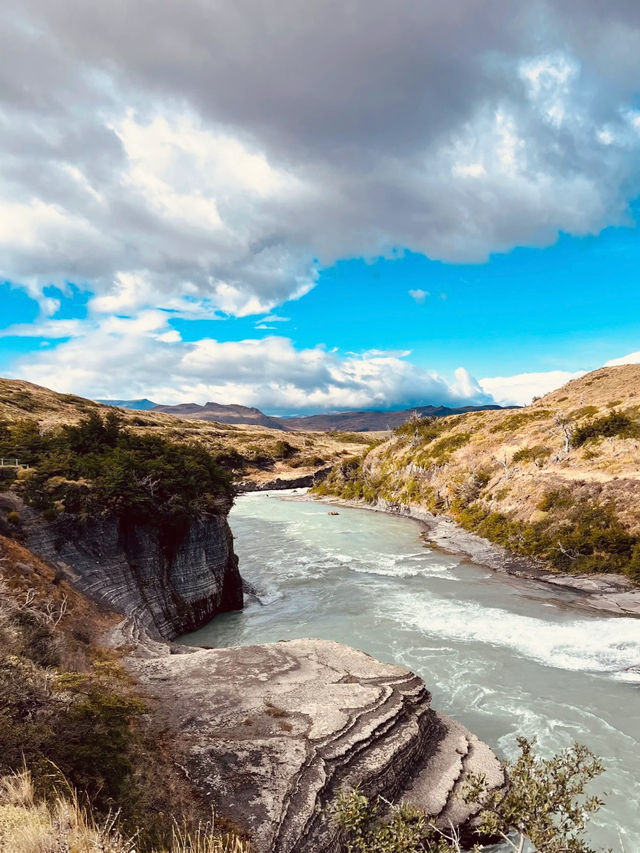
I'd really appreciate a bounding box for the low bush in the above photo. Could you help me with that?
[334,738,606,853]
[428,432,471,462]
[271,439,297,460]
[0,413,234,536]
[537,488,575,512]
[512,445,551,465]
[570,405,600,420]
[453,493,639,578]
[571,410,640,448]
[490,409,551,433]
[394,416,443,442]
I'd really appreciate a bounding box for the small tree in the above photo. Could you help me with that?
[554,413,574,454]
[467,738,605,853]
[334,739,607,853]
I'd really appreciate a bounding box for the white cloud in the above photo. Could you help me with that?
[8,307,496,413]
[0,319,84,339]
[605,350,640,366]
[408,289,429,304]
[5,303,625,413]
[1,1,640,321]
[479,370,585,406]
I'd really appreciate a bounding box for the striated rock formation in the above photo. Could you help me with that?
[10,497,242,640]
[132,638,504,853]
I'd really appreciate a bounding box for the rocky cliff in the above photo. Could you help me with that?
[9,496,242,640]
[132,638,504,853]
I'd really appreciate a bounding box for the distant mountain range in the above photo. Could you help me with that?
[97,398,159,411]
[98,398,515,431]
[151,402,287,430]
[278,404,513,431]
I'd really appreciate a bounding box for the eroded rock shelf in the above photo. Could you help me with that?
[131,638,504,853]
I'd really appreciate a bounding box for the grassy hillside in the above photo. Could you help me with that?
[0,532,247,851]
[0,378,377,487]
[314,365,640,580]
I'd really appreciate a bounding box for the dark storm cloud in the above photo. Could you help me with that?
[2,0,640,311]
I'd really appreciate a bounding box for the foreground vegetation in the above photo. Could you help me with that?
[0,411,234,541]
[314,366,640,581]
[0,534,245,851]
[335,739,606,853]
[0,770,247,853]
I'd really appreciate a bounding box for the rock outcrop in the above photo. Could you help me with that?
[10,497,242,639]
[132,638,504,853]
[238,466,332,493]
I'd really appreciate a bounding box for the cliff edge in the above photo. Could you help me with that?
[131,638,504,853]
[8,496,242,640]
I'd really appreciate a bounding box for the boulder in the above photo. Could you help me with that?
[131,638,504,852]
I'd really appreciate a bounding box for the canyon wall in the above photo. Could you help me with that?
[12,498,242,639]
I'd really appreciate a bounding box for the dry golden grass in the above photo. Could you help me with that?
[0,377,377,486]
[357,365,640,529]
[0,771,249,853]
[315,364,640,573]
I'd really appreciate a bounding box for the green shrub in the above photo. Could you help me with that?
[428,432,471,462]
[0,658,145,819]
[452,492,639,579]
[628,544,640,582]
[571,410,640,448]
[512,445,551,465]
[394,416,443,442]
[0,412,234,535]
[490,409,551,433]
[538,489,574,511]
[570,405,599,419]
[334,739,606,853]
[0,467,17,488]
[271,439,297,460]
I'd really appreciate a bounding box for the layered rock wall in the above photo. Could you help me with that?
[132,638,504,853]
[13,499,242,639]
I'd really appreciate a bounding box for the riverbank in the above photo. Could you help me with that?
[182,490,640,850]
[308,493,640,618]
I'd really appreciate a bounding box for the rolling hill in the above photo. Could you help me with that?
[0,378,375,488]
[314,364,640,584]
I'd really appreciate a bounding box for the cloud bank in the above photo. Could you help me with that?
[6,303,589,412]
[3,0,640,315]
[2,1,640,409]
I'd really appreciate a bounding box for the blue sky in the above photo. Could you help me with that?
[3,217,640,410]
[2,2,640,413]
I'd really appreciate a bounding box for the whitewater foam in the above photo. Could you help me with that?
[381,594,640,675]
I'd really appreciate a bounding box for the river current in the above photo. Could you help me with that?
[181,491,640,851]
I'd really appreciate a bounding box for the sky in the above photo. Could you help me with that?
[1,1,640,414]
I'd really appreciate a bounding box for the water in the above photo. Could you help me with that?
[181,492,640,851]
